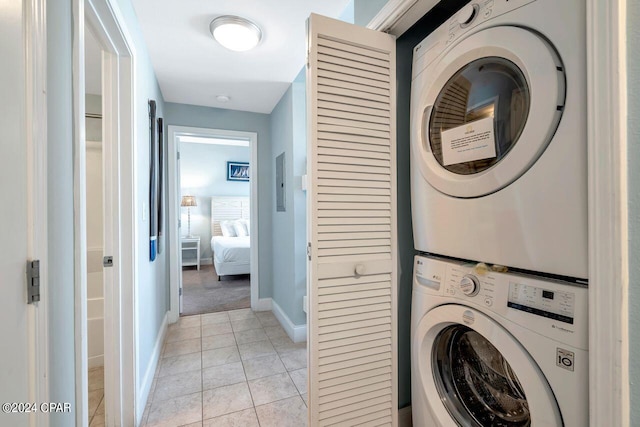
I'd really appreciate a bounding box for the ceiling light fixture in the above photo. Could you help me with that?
[209,15,262,52]
[216,95,230,103]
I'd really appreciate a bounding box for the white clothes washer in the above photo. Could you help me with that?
[410,0,588,279]
[411,254,588,426]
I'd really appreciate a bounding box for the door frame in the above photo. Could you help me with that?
[167,125,260,322]
[73,0,137,425]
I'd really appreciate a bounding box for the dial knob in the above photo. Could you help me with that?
[459,274,480,296]
[458,4,477,26]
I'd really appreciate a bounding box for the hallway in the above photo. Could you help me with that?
[141,309,308,426]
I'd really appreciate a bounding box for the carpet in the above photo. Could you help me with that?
[181,264,250,316]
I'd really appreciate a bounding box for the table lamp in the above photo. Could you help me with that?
[180,195,197,237]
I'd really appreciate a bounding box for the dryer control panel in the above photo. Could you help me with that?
[412,0,537,80]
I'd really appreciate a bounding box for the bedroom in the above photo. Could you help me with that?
[179,136,253,316]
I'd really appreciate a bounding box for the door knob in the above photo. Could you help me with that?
[355,264,366,276]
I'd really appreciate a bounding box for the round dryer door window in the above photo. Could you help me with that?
[413,305,563,426]
[412,26,566,198]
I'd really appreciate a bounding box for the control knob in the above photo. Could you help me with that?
[457,4,478,26]
[459,274,480,296]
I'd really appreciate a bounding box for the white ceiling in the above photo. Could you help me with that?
[85,25,102,96]
[131,0,351,114]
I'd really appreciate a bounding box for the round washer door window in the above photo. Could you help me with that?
[433,325,530,426]
[429,57,530,176]
[411,26,565,198]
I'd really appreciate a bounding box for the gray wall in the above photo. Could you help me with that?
[268,74,308,327]
[180,142,251,260]
[47,1,76,425]
[86,94,102,142]
[165,103,273,299]
[628,0,639,422]
[354,0,389,26]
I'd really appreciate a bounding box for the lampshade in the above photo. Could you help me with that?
[181,195,197,207]
[209,15,262,52]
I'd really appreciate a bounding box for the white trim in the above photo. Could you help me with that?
[77,0,138,425]
[168,125,260,322]
[271,299,307,343]
[367,0,418,31]
[587,0,629,425]
[25,0,49,425]
[255,298,273,312]
[136,312,168,424]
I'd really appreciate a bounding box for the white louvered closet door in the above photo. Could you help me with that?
[306,13,397,427]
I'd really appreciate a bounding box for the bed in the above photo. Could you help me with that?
[210,197,251,279]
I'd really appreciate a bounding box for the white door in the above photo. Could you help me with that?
[306,13,398,426]
[413,304,562,426]
[0,3,30,426]
[411,26,565,198]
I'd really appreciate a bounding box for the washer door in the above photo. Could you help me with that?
[414,305,562,426]
[411,26,565,198]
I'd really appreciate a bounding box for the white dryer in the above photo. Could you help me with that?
[410,0,588,279]
[411,255,588,426]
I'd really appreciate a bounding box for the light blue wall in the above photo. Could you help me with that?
[164,102,273,299]
[47,1,76,425]
[180,143,250,260]
[86,94,102,141]
[628,0,639,422]
[339,0,355,23]
[354,0,389,26]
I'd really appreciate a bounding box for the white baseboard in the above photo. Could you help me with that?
[255,297,272,311]
[399,405,412,427]
[271,299,307,343]
[200,257,213,265]
[137,312,168,424]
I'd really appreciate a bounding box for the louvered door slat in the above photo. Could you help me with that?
[308,14,396,426]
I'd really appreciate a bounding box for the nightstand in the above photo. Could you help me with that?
[181,236,200,270]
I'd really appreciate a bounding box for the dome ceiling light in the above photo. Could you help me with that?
[209,15,262,52]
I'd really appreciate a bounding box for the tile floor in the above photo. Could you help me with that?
[88,366,105,426]
[141,308,308,427]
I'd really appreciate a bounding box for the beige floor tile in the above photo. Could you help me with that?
[88,367,104,392]
[202,408,259,427]
[264,325,288,340]
[227,308,256,321]
[180,423,202,427]
[270,336,306,355]
[166,325,201,343]
[241,354,286,380]
[301,393,308,407]
[234,328,267,345]
[170,315,201,330]
[89,413,105,427]
[95,395,105,415]
[158,352,201,377]
[202,333,236,351]
[201,321,233,337]
[202,346,240,368]
[201,311,230,325]
[279,349,307,371]
[288,368,307,395]
[255,395,308,427]
[255,312,280,327]
[248,372,299,406]
[163,338,201,358]
[238,340,276,361]
[203,362,246,390]
[202,382,254,420]
[88,389,103,417]
[231,318,262,332]
[146,392,202,427]
[153,370,202,402]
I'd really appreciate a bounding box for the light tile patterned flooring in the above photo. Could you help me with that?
[141,309,308,427]
[88,366,105,426]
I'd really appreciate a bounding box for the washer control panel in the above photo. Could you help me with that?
[459,274,480,296]
[508,282,575,324]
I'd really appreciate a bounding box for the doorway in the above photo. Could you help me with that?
[168,126,260,322]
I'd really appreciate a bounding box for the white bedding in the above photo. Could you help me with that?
[211,236,250,265]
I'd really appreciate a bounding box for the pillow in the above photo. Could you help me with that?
[233,220,248,237]
[244,219,250,235]
[220,220,237,237]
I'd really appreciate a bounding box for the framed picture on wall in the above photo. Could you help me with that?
[227,161,250,181]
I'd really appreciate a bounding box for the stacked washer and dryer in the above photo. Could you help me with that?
[409,0,589,425]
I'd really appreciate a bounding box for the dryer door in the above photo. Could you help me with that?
[411,26,565,198]
[413,304,562,426]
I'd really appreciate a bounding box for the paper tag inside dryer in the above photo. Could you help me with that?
[441,116,497,166]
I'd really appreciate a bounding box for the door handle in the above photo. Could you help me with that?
[355,264,366,276]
